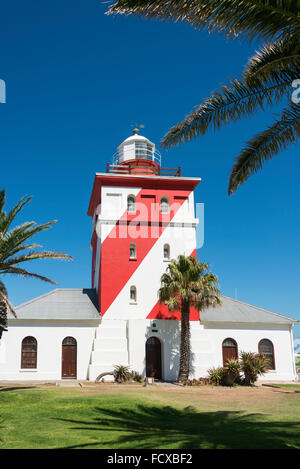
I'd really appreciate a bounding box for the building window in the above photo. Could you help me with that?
[163,244,170,260]
[21,336,37,369]
[130,286,137,302]
[127,195,136,213]
[130,243,137,259]
[160,197,169,214]
[222,338,238,366]
[258,339,275,370]
[62,336,77,346]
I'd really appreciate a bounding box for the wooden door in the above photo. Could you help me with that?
[222,338,238,366]
[146,337,162,379]
[62,337,77,379]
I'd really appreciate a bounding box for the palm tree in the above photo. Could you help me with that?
[158,255,221,381]
[0,189,73,334]
[107,1,300,194]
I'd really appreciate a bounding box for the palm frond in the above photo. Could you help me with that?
[0,191,73,323]
[159,254,221,312]
[0,190,6,213]
[0,195,32,236]
[107,0,300,42]
[164,296,181,311]
[0,243,42,261]
[243,35,300,86]
[161,75,292,148]
[0,221,58,259]
[0,251,72,268]
[228,103,300,194]
[1,266,57,285]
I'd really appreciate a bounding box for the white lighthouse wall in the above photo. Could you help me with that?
[99,186,141,225]
[97,185,196,233]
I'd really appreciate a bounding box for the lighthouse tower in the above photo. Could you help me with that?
[87,129,201,380]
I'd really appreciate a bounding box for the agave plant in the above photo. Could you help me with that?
[0,189,73,332]
[107,1,300,194]
[113,365,132,383]
[239,351,269,385]
[223,358,241,386]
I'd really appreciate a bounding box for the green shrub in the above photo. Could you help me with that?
[207,352,269,387]
[130,371,143,383]
[207,367,225,386]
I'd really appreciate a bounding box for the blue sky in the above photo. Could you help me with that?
[1,0,300,337]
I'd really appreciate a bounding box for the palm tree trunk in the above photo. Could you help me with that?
[178,300,190,382]
[0,298,7,336]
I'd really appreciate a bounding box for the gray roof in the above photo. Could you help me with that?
[10,289,100,321]
[9,290,298,325]
[201,295,298,325]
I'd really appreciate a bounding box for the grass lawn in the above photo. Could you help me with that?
[1,382,300,449]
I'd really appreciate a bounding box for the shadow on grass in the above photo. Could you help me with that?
[0,416,3,442]
[0,386,36,392]
[55,404,300,449]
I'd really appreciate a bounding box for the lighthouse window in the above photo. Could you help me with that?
[135,142,147,158]
[130,243,136,259]
[160,197,169,213]
[130,286,137,302]
[163,244,170,260]
[127,195,136,213]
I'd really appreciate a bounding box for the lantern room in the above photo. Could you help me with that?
[113,128,161,166]
[107,128,181,177]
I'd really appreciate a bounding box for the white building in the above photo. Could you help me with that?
[0,130,298,382]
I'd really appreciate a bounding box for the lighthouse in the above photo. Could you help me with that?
[87,129,201,380]
[0,130,297,382]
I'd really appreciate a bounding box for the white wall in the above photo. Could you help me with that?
[98,186,141,232]
[127,320,296,382]
[0,319,296,382]
[197,323,297,381]
[128,319,180,381]
[0,320,99,381]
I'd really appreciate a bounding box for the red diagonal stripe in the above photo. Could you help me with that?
[100,188,193,315]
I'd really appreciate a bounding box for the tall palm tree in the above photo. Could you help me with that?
[0,189,73,334]
[107,1,300,194]
[159,255,221,381]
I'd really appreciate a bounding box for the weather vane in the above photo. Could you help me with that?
[130,123,145,134]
